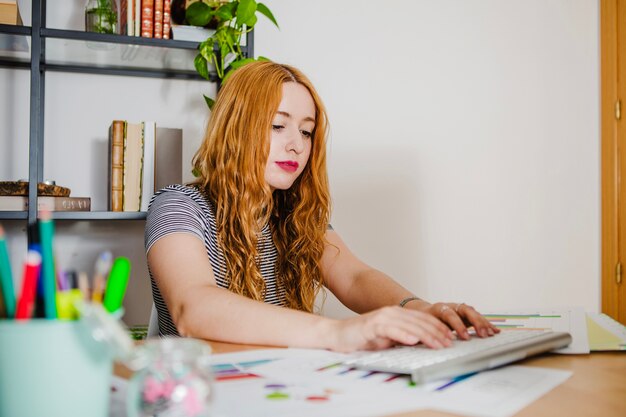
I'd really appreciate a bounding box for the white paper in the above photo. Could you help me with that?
[426,365,572,417]
[208,348,434,417]
[483,306,590,354]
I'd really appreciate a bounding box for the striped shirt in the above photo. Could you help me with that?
[145,184,286,337]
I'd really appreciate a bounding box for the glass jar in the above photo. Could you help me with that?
[128,338,214,417]
[85,0,118,34]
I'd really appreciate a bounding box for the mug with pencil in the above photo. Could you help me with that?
[0,213,133,417]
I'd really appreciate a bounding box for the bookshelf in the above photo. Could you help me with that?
[0,0,253,227]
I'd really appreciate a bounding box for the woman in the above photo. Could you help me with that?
[145,61,498,352]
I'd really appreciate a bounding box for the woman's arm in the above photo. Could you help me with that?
[148,232,454,351]
[320,230,499,340]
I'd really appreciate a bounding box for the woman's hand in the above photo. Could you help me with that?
[406,301,500,340]
[329,306,454,353]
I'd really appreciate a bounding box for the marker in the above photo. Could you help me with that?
[92,251,113,303]
[103,257,131,313]
[56,289,83,320]
[15,250,42,320]
[0,224,16,318]
[39,211,58,319]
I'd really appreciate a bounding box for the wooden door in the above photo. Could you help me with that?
[601,0,626,324]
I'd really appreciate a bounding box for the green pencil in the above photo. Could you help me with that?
[0,224,15,318]
[38,212,57,319]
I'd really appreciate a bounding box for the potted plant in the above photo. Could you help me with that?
[84,0,118,34]
[184,0,279,108]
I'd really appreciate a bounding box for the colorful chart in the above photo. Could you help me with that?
[212,359,275,382]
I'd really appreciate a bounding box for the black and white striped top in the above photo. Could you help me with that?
[145,184,286,337]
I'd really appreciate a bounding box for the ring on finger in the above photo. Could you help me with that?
[440,304,451,314]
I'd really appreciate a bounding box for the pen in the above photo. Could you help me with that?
[39,211,58,319]
[92,251,113,304]
[15,250,42,320]
[0,224,16,318]
[103,257,131,313]
[28,243,46,318]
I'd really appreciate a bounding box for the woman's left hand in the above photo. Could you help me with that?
[407,301,500,340]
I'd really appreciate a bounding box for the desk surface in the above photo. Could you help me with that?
[119,342,626,417]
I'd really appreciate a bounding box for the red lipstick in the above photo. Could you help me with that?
[276,160,299,172]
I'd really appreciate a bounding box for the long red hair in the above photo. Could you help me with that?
[192,61,331,311]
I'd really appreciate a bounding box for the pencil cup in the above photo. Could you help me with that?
[0,320,113,417]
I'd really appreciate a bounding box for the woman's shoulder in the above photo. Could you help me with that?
[148,184,216,217]
[151,184,209,206]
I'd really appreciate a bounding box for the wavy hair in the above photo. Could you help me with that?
[192,61,331,312]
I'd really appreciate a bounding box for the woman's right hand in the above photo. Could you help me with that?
[328,306,454,353]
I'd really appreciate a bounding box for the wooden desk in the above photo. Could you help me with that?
[118,343,626,417]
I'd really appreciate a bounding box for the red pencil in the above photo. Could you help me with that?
[15,250,42,320]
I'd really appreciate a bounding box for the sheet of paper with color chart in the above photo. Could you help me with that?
[483,306,589,354]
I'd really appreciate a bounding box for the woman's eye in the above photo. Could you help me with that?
[301,130,312,138]
[272,125,284,131]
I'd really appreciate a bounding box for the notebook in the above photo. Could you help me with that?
[345,330,572,384]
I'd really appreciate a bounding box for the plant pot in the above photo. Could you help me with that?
[85,0,118,34]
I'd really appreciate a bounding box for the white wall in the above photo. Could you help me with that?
[0,0,600,325]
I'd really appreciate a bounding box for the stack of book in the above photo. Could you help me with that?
[0,196,91,212]
[0,181,91,212]
[108,120,183,212]
[120,0,172,39]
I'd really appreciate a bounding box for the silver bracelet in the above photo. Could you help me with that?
[399,296,422,308]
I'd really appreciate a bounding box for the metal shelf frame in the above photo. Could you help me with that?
[0,0,253,230]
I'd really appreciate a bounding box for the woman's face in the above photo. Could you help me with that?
[264,82,315,190]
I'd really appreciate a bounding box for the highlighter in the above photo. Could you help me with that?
[103,257,131,313]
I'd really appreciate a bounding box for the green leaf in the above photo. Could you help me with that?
[257,3,279,28]
[257,55,271,62]
[186,1,212,27]
[229,57,255,70]
[236,0,257,27]
[199,40,215,61]
[222,67,236,83]
[203,95,215,109]
[192,166,202,177]
[194,54,210,80]
[215,1,237,21]
[244,13,257,28]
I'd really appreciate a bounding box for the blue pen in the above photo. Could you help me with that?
[0,224,16,318]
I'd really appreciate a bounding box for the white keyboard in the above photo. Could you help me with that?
[345,330,572,383]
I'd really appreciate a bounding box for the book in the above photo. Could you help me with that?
[140,122,156,212]
[154,0,164,39]
[123,122,144,211]
[162,0,171,39]
[135,0,141,37]
[0,196,91,211]
[109,120,126,212]
[0,0,22,25]
[121,0,136,36]
[141,0,154,37]
[154,127,183,191]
